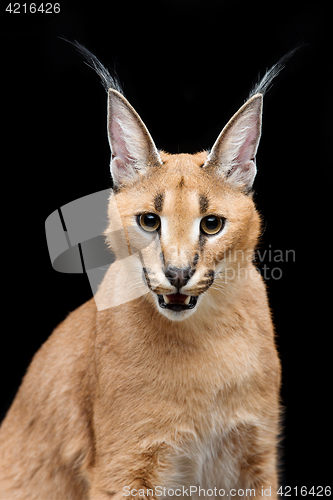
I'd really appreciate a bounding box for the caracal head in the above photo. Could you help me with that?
[104,90,262,321]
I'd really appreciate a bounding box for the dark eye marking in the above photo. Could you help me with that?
[142,267,152,289]
[154,192,164,213]
[178,176,185,189]
[199,233,206,252]
[193,252,199,267]
[199,194,209,214]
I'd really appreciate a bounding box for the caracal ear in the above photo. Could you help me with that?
[204,94,263,191]
[107,89,162,188]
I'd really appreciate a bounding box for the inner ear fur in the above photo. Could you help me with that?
[204,94,263,191]
[107,90,161,187]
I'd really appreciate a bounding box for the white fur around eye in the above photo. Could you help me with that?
[159,216,169,240]
[191,218,201,243]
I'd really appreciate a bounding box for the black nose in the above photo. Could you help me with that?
[165,266,194,290]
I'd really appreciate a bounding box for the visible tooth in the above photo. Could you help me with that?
[184,295,191,305]
[163,295,170,304]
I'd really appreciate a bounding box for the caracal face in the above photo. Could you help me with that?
[110,150,260,321]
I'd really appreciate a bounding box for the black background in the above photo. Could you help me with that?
[1,0,331,493]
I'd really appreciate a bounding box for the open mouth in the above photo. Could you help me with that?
[158,293,198,311]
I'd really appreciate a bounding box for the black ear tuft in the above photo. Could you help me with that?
[61,37,124,95]
[249,45,303,97]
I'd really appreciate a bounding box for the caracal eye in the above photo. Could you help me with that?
[200,215,224,235]
[138,213,161,232]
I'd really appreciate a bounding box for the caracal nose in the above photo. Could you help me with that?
[164,266,194,291]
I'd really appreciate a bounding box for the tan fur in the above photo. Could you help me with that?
[0,95,281,500]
